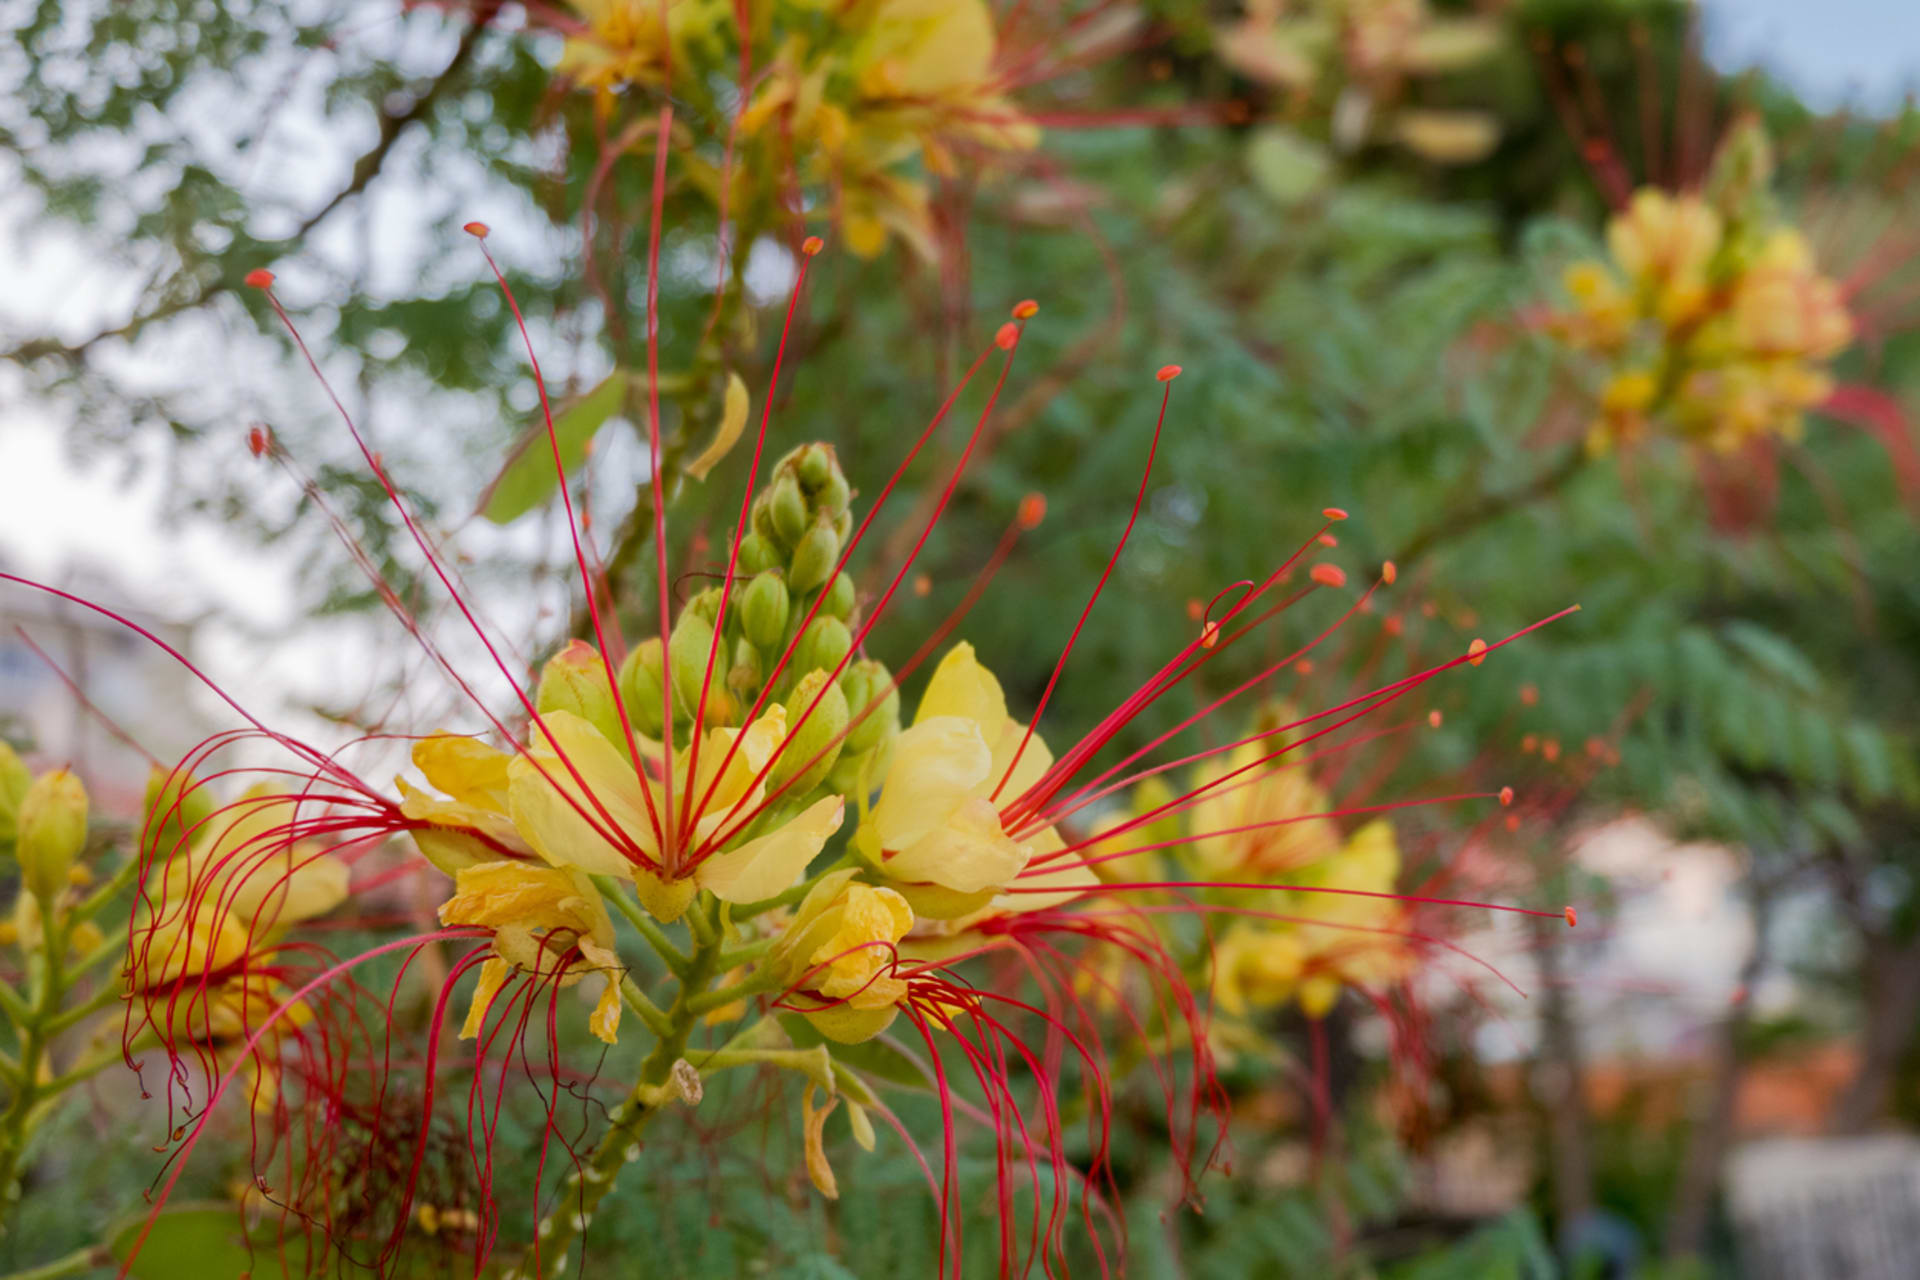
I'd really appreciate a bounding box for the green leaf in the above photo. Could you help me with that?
[110,1203,313,1280]
[479,370,630,524]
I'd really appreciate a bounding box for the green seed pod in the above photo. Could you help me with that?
[19,769,87,902]
[796,443,834,491]
[536,640,626,746]
[771,670,848,795]
[821,571,856,621]
[0,741,30,850]
[736,532,780,576]
[617,638,669,739]
[793,616,853,680]
[741,569,791,650]
[770,471,808,545]
[669,610,735,726]
[843,658,900,752]
[788,517,840,596]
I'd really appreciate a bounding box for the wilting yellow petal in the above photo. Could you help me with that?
[802,1084,840,1199]
[685,370,750,481]
[697,795,844,904]
[580,939,624,1045]
[460,956,513,1040]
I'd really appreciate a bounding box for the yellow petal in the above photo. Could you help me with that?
[988,827,1097,914]
[460,956,513,1040]
[913,642,1007,732]
[508,710,657,877]
[684,370,750,482]
[697,795,844,904]
[580,939,624,1045]
[802,1084,840,1199]
[412,734,515,812]
[1298,973,1341,1020]
[883,795,1027,894]
[861,716,991,855]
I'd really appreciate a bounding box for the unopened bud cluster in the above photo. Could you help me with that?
[533,443,902,809]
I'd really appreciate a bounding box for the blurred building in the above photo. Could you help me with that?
[0,559,213,816]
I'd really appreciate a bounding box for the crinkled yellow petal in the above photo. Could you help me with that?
[460,956,513,1040]
[802,1085,840,1199]
[580,939,624,1045]
[914,642,1008,732]
[508,710,656,877]
[697,795,844,904]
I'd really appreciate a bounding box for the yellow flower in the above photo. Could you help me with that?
[773,869,914,1043]
[1606,190,1721,327]
[506,709,844,921]
[1184,741,1339,876]
[855,643,1091,919]
[1208,818,1411,1019]
[438,861,625,1044]
[556,0,712,98]
[139,783,350,990]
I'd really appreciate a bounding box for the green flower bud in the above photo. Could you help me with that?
[617,638,669,739]
[832,509,853,543]
[821,571,856,621]
[728,636,763,697]
[741,570,791,650]
[0,742,30,851]
[842,659,900,753]
[772,671,849,795]
[796,444,834,490]
[669,610,735,726]
[826,745,876,800]
[792,616,853,681]
[18,769,87,902]
[686,586,724,629]
[816,466,851,517]
[770,472,808,545]
[536,640,625,746]
[751,494,779,544]
[736,532,780,576]
[142,765,216,861]
[788,517,841,596]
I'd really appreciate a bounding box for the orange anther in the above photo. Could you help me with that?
[1427,710,1442,729]
[244,268,275,290]
[1520,683,1539,706]
[1564,905,1577,929]
[1294,658,1314,676]
[246,425,272,458]
[1155,364,1182,382]
[462,221,490,238]
[1018,493,1046,529]
[801,235,824,256]
[1309,564,1346,589]
[913,573,932,598]
[1012,299,1039,319]
[1467,638,1488,667]
[1200,620,1219,649]
[1381,560,1397,584]
[996,322,1019,351]
[1322,507,1348,521]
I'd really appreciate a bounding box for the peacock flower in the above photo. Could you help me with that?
[1606,189,1722,327]
[436,861,624,1043]
[505,707,844,921]
[1207,818,1410,1019]
[1184,740,1341,877]
[554,0,713,103]
[853,642,1075,920]
[137,782,350,990]
[771,868,914,1043]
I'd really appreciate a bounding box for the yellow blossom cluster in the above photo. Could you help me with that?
[551,0,1039,258]
[1550,129,1853,453]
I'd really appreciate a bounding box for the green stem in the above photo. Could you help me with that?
[619,976,674,1039]
[0,894,67,1217]
[0,1245,110,1280]
[715,936,776,969]
[69,854,138,926]
[517,907,725,1278]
